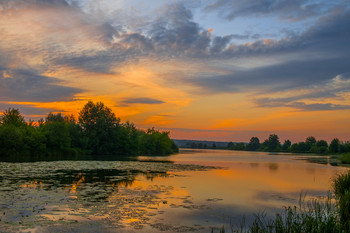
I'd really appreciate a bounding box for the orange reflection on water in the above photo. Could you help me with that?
[68,172,85,194]
[20,181,43,189]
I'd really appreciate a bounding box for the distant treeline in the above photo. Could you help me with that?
[227,134,350,154]
[0,101,178,159]
[183,142,219,149]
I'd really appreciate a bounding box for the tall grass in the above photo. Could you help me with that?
[339,153,350,164]
[215,170,350,233]
[333,170,350,231]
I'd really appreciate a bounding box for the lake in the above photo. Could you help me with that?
[0,149,347,232]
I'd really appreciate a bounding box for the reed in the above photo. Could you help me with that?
[215,170,350,233]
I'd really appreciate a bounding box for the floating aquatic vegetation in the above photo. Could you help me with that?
[0,160,217,232]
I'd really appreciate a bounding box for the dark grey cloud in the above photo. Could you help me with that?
[147,4,212,57]
[205,0,345,21]
[0,103,62,117]
[255,98,350,111]
[222,8,350,58]
[112,3,350,61]
[0,0,69,9]
[0,69,82,102]
[190,58,350,94]
[210,35,234,54]
[51,3,238,71]
[252,73,350,111]
[121,97,165,106]
[185,8,350,95]
[53,49,129,74]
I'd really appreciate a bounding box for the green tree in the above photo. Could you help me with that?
[291,142,304,153]
[138,128,177,156]
[0,125,25,156]
[305,136,316,151]
[114,121,140,155]
[1,108,26,127]
[267,134,281,151]
[46,112,65,123]
[227,142,234,148]
[313,140,328,153]
[316,140,328,148]
[79,101,120,155]
[282,139,291,151]
[44,113,71,156]
[79,101,120,130]
[329,138,340,153]
[233,143,246,150]
[22,126,47,157]
[305,136,316,145]
[247,137,260,151]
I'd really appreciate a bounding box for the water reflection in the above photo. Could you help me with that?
[0,150,348,233]
[268,163,279,172]
[0,160,214,232]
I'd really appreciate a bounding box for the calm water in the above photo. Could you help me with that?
[0,149,347,232]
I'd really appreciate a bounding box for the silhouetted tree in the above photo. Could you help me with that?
[316,140,328,147]
[329,138,340,153]
[79,101,120,155]
[1,108,26,127]
[291,142,312,153]
[305,136,316,151]
[306,136,316,145]
[44,113,72,155]
[282,139,291,151]
[46,112,65,123]
[267,134,281,151]
[0,102,178,158]
[233,143,246,150]
[311,140,328,153]
[247,137,260,151]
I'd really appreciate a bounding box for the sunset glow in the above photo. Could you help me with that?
[1,0,349,143]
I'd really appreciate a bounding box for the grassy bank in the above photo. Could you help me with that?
[213,170,350,233]
[340,153,350,164]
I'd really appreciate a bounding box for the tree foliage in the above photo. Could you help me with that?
[247,137,260,151]
[282,139,291,151]
[226,134,349,155]
[329,138,340,153]
[0,102,178,159]
[0,108,26,127]
[267,134,281,151]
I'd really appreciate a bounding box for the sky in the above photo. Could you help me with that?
[0,0,349,143]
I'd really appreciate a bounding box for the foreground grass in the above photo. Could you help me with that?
[340,153,350,164]
[213,171,350,233]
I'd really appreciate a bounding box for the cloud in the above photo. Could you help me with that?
[0,69,82,102]
[121,97,165,106]
[0,0,349,118]
[255,99,350,111]
[188,58,350,94]
[252,74,350,111]
[147,4,212,57]
[0,0,117,72]
[0,103,62,118]
[205,0,345,21]
[184,8,350,95]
